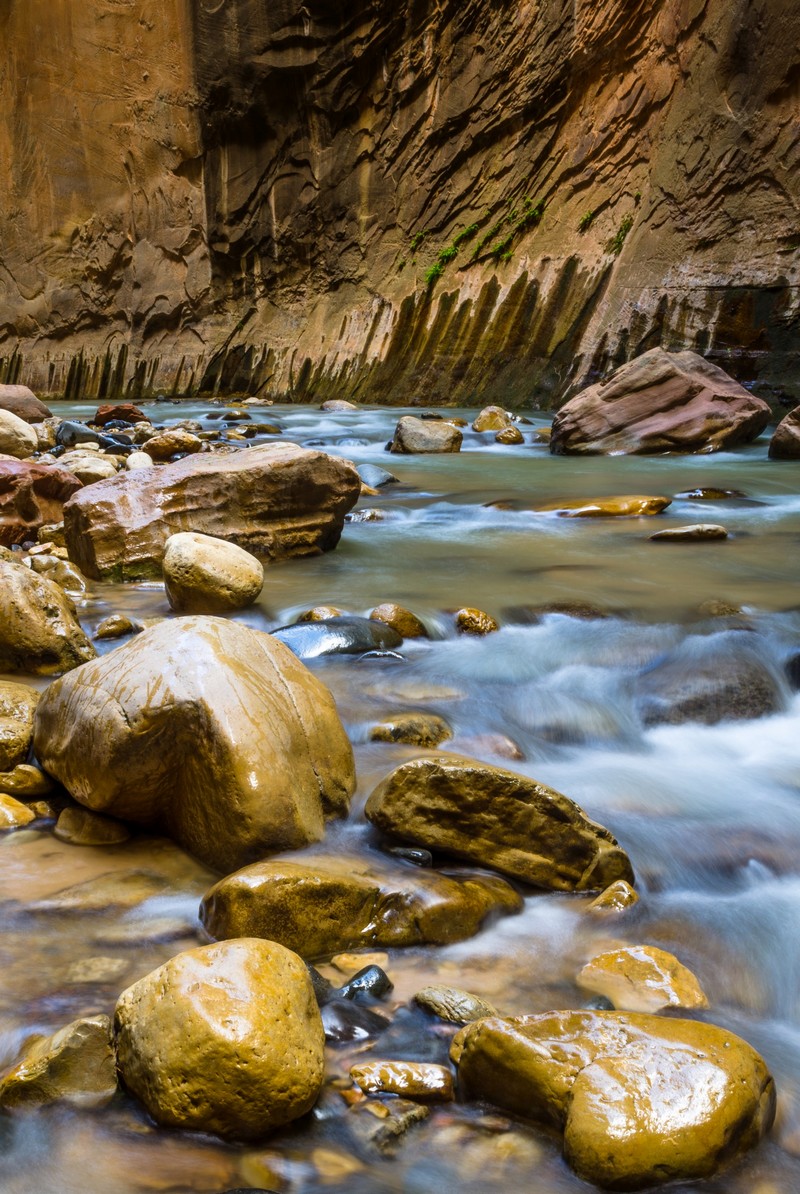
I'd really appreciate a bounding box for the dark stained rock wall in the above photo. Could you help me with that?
[1,0,799,406]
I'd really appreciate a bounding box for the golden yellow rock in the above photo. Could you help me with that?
[370,602,428,638]
[455,607,499,635]
[0,560,96,675]
[588,879,639,912]
[33,617,355,874]
[365,755,634,891]
[537,495,672,517]
[54,806,131,846]
[114,939,324,1140]
[0,763,54,797]
[331,951,390,975]
[0,794,36,829]
[455,1011,776,1189]
[162,531,264,613]
[495,426,524,445]
[577,945,709,1012]
[350,1060,454,1102]
[473,405,513,432]
[0,680,39,770]
[369,712,452,748]
[0,1016,117,1108]
[297,604,345,622]
[200,851,522,958]
[144,429,203,460]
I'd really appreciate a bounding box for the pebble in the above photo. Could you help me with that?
[94,614,142,640]
[0,794,36,829]
[369,712,452,747]
[350,1060,454,1101]
[588,880,639,912]
[455,607,499,635]
[54,806,131,846]
[331,952,390,975]
[0,764,54,797]
[414,984,498,1024]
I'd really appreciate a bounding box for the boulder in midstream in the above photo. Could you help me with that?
[550,348,771,455]
[472,405,513,432]
[32,617,355,873]
[62,442,361,581]
[453,1011,775,1188]
[365,755,633,890]
[200,851,522,958]
[271,616,402,659]
[768,405,800,459]
[370,602,428,638]
[114,939,324,1140]
[390,417,462,454]
[0,559,96,675]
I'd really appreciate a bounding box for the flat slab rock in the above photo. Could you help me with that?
[365,755,634,891]
[62,441,361,580]
[454,1011,776,1189]
[551,348,770,456]
[200,851,522,958]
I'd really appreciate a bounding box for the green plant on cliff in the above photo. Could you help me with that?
[410,231,427,252]
[578,210,595,233]
[606,213,634,256]
[424,262,444,287]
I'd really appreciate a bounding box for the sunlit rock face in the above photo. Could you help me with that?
[1,0,799,405]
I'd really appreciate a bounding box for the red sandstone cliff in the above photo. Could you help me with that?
[1,0,798,405]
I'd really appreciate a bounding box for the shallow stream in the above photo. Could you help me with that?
[1,402,799,1193]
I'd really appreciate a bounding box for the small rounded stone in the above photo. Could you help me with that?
[455,608,499,635]
[370,603,428,639]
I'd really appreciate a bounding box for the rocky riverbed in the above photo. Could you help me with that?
[1,370,800,1193]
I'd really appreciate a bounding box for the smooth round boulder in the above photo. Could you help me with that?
[0,559,96,675]
[496,426,524,445]
[126,451,154,471]
[356,463,399,488]
[370,603,428,638]
[33,617,355,873]
[473,406,513,433]
[391,417,462,454]
[454,1011,775,1189]
[163,532,264,614]
[200,852,522,958]
[321,399,358,411]
[114,939,325,1140]
[57,451,121,485]
[54,807,131,846]
[0,410,38,459]
[144,429,203,461]
[0,681,39,771]
[768,405,800,459]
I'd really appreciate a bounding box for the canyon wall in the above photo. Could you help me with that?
[1,0,799,406]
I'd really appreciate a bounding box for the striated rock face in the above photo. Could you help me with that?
[1,1,799,406]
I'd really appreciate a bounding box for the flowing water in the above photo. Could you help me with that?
[1,402,800,1193]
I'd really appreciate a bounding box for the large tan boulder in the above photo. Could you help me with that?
[390,417,462,454]
[162,531,264,613]
[472,405,513,432]
[551,349,771,455]
[62,442,361,581]
[114,939,324,1139]
[0,384,52,423]
[0,559,96,675]
[33,617,355,872]
[0,410,38,459]
[768,405,800,459]
[0,681,39,770]
[0,1016,117,1109]
[0,459,83,546]
[365,755,633,891]
[200,852,522,958]
[454,1011,775,1188]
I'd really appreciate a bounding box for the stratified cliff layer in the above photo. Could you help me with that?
[1,0,799,406]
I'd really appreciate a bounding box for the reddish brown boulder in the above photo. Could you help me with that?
[94,403,147,426]
[63,442,361,581]
[0,460,83,547]
[0,385,52,423]
[551,349,771,455]
[768,406,800,459]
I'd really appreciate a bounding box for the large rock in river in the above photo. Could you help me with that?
[0,384,52,423]
[0,459,83,547]
[390,416,462,454]
[454,1011,775,1189]
[365,755,633,890]
[33,617,355,872]
[0,559,96,675]
[768,405,800,459]
[114,939,324,1139]
[550,349,771,455]
[200,851,522,958]
[62,442,361,580]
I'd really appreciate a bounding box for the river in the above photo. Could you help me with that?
[1,401,798,1193]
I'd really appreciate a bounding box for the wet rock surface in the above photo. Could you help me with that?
[0,1015,117,1109]
[33,617,355,873]
[0,460,83,547]
[366,755,634,891]
[391,418,463,454]
[577,945,709,1013]
[769,406,800,459]
[0,681,39,771]
[455,1011,776,1188]
[200,851,522,957]
[114,939,325,1140]
[162,531,264,613]
[0,558,96,675]
[271,616,403,659]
